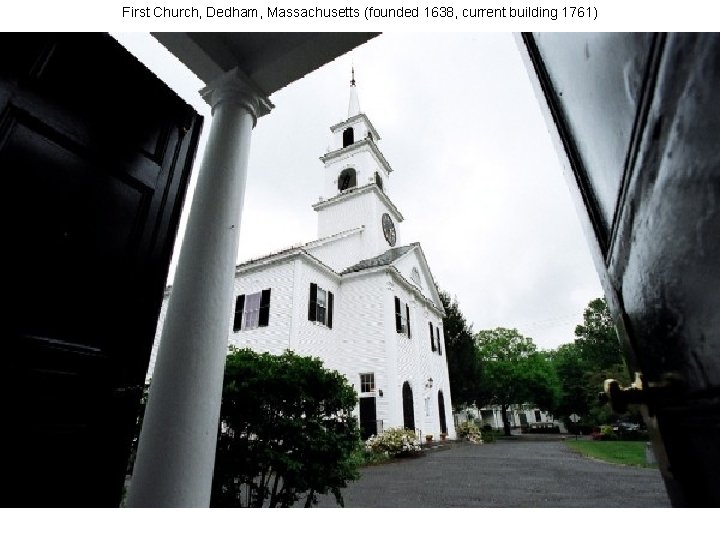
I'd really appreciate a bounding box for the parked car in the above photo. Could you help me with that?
[613,421,640,432]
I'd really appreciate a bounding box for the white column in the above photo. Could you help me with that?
[127,68,272,507]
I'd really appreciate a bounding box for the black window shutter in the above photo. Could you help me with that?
[259,289,271,327]
[308,283,318,322]
[233,294,245,332]
[394,296,401,333]
[429,321,435,351]
[327,291,334,329]
[437,327,442,355]
[406,304,411,338]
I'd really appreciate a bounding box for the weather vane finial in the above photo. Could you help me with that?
[351,64,356,87]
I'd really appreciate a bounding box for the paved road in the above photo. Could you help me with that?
[316,439,671,507]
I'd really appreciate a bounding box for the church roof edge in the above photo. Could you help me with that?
[340,244,414,274]
[330,113,381,142]
[321,137,391,173]
[312,183,403,222]
[232,227,364,276]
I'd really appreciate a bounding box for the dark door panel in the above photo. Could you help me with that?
[532,33,655,234]
[523,32,720,506]
[2,33,203,507]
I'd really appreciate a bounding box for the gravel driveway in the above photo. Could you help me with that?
[316,438,671,507]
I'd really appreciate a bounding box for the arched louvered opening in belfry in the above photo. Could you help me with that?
[402,381,415,431]
[342,127,354,147]
[438,390,448,434]
[337,168,357,191]
[374,171,383,191]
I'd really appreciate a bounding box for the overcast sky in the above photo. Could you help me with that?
[115,32,603,351]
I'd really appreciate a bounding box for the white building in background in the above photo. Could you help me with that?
[456,405,558,431]
[151,73,455,440]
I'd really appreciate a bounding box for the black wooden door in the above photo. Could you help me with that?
[522,33,720,506]
[359,397,377,439]
[438,391,447,434]
[2,33,203,506]
[402,382,415,431]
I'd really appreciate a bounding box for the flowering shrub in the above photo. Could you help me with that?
[456,421,483,444]
[365,428,421,457]
[592,425,617,441]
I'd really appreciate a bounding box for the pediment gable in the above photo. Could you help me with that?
[392,244,444,313]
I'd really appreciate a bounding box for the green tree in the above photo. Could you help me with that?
[440,290,485,409]
[521,352,561,413]
[475,328,559,435]
[575,298,632,425]
[575,298,624,370]
[211,348,360,508]
[551,298,634,429]
[551,343,589,419]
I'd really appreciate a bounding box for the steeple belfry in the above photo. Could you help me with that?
[348,66,360,118]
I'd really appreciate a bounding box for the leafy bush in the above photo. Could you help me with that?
[456,421,483,444]
[211,348,360,508]
[592,425,618,441]
[480,429,496,443]
[365,428,421,457]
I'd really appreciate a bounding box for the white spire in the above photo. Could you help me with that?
[347,66,360,118]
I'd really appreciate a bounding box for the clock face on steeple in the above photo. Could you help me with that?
[382,213,396,247]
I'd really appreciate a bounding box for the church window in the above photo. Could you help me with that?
[233,289,271,331]
[436,326,442,355]
[429,321,436,352]
[394,296,411,338]
[342,127,354,147]
[360,373,375,393]
[338,168,357,191]
[375,171,383,191]
[308,282,334,328]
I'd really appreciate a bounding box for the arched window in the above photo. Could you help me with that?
[342,127,354,147]
[337,168,357,191]
[438,391,448,434]
[374,171,383,191]
[402,382,415,431]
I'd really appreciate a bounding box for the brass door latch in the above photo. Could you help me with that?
[599,373,644,414]
[599,372,684,414]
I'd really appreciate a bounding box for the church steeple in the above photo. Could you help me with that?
[314,69,403,257]
[347,66,360,118]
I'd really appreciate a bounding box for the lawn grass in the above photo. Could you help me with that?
[565,440,655,467]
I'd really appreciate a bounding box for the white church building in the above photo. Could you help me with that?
[151,73,455,441]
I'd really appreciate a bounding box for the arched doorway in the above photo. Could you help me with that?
[402,382,415,431]
[438,390,447,434]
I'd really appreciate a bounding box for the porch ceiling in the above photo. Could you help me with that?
[151,32,379,95]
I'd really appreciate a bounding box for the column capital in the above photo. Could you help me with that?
[201,67,274,125]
